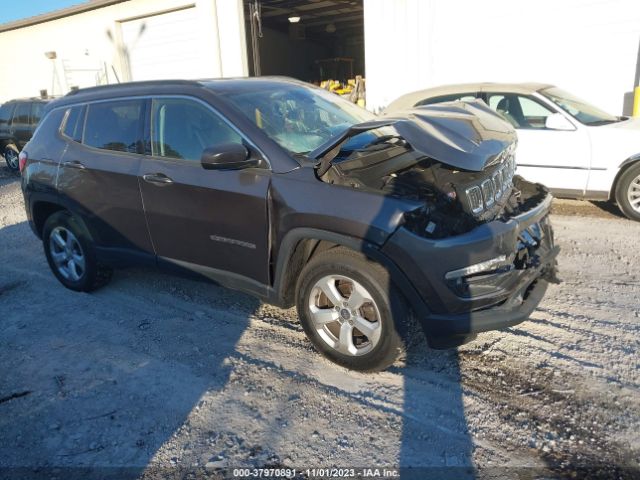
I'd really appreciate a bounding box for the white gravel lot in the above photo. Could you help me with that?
[0,166,638,479]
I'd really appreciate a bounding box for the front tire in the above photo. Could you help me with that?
[615,162,640,221]
[296,247,410,371]
[43,211,113,292]
[4,145,19,171]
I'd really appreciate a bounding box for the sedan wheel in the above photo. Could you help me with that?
[615,163,640,221]
[627,173,640,214]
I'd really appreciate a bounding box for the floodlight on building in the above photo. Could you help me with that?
[288,15,301,23]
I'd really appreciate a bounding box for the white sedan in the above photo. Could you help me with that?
[385,83,640,221]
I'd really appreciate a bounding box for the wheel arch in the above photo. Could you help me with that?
[31,201,93,242]
[32,201,66,238]
[612,154,640,200]
[272,228,430,319]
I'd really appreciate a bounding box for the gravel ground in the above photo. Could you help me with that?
[0,166,638,480]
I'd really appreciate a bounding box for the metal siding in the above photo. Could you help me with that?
[364,0,640,115]
[121,7,207,81]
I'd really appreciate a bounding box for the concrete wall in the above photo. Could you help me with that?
[364,0,640,114]
[0,0,247,103]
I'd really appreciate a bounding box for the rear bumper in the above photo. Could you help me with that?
[382,184,557,344]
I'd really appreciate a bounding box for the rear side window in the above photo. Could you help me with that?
[13,102,31,124]
[84,100,144,153]
[0,103,14,126]
[150,98,242,161]
[62,106,86,143]
[31,103,45,125]
[415,92,478,107]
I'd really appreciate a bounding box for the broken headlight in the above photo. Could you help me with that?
[463,146,516,216]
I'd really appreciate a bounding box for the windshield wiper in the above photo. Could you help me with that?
[585,119,618,126]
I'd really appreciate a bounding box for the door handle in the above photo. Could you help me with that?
[143,173,174,185]
[63,160,86,169]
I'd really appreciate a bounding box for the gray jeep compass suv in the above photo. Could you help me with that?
[21,78,558,371]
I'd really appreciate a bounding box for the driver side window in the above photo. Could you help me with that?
[487,93,554,129]
[151,98,242,161]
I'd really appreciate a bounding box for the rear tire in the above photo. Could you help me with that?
[4,145,19,171]
[43,211,113,292]
[615,162,640,221]
[296,247,410,371]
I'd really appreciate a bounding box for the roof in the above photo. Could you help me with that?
[1,97,53,104]
[385,82,555,112]
[0,0,128,33]
[45,76,307,110]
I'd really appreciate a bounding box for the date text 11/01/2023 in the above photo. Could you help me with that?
[232,468,400,478]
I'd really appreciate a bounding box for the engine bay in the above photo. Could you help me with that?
[319,137,549,239]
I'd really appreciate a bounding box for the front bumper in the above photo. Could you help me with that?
[382,186,558,345]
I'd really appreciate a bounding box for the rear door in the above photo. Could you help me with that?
[0,102,16,142]
[30,102,45,130]
[11,102,32,149]
[138,96,271,285]
[57,99,154,258]
[485,92,590,193]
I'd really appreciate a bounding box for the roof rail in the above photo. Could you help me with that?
[65,79,203,96]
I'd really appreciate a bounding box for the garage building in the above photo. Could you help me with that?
[0,0,638,115]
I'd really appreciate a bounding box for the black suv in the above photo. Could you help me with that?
[0,98,50,171]
[21,78,558,371]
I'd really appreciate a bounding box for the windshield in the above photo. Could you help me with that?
[221,84,375,154]
[541,87,619,126]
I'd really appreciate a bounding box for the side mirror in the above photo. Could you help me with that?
[201,143,258,170]
[545,113,575,131]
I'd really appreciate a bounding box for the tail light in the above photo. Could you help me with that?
[19,151,27,173]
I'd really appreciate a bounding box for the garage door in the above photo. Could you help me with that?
[121,7,207,81]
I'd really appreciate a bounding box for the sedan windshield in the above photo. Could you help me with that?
[221,84,375,154]
[541,87,620,126]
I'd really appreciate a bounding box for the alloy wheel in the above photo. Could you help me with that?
[308,274,382,356]
[49,226,86,282]
[4,149,18,170]
[627,173,640,213]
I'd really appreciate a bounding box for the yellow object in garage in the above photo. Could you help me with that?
[634,86,640,117]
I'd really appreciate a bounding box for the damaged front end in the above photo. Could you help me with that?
[311,100,547,238]
[311,100,559,344]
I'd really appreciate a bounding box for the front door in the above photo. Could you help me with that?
[485,92,591,195]
[138,97,271,285]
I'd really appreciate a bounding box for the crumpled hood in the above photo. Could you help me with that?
[311,100,517,175]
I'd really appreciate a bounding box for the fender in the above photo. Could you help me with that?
[612,153,640,198]
[618,153,640,170]
[272,227,431,319]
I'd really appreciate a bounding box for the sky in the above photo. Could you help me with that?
[0,0,89,25]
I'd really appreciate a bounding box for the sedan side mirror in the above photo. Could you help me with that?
[201,143,259,170]
[545,113,575,131]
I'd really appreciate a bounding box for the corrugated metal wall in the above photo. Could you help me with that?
[364,0,640,115]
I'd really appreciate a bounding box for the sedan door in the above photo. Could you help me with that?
[484,92,590,195]
[138,97,271,286]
